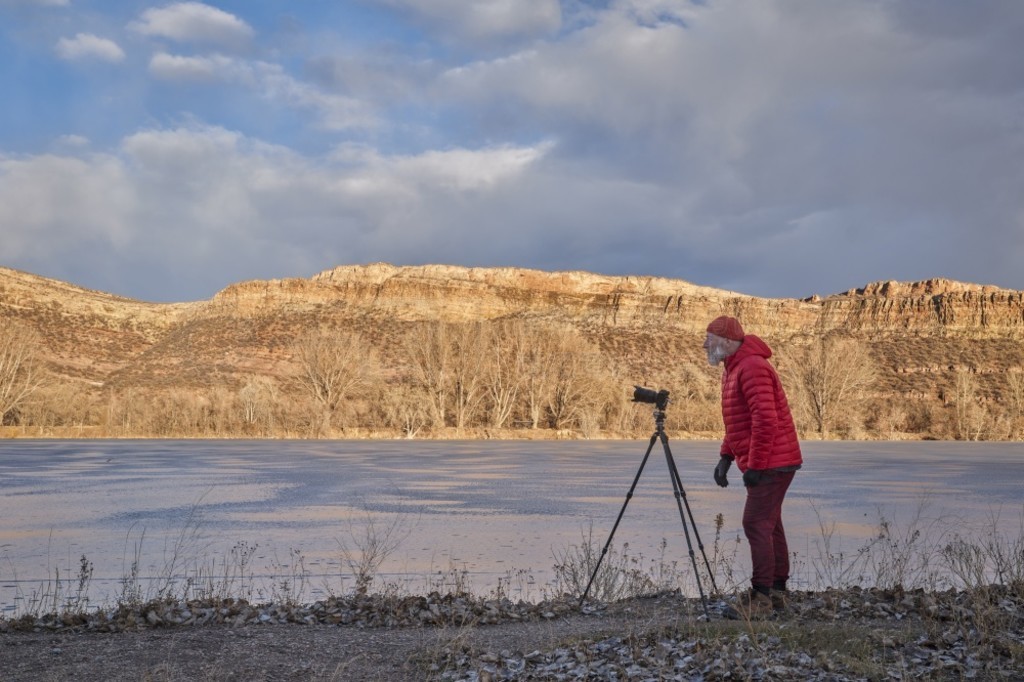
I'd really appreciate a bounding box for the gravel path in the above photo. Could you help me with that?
[2,588,1022,681]
[0,597,679,681]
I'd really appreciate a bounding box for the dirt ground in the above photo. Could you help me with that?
[6,589,1019,681]
[0,598,683,681]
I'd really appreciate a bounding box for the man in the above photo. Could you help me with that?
[704,315,802,619]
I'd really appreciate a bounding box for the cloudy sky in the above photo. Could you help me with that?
[1,0,1021,302]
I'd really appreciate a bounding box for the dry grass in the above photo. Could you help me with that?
[4,503,1024,681]
[9,501,1024,620]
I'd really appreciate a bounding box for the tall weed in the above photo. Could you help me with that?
[336,511,413,596]
[552,525,685,602]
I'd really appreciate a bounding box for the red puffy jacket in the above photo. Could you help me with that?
[719,335,802,472]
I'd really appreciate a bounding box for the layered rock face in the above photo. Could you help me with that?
[819,279,1024,337]
[2,264,1023,394]
[210,263,734,324]
[211,263,816,333]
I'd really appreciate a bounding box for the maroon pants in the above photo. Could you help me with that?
[742,470,795,590]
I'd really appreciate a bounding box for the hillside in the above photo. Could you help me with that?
[1,263,1023,439]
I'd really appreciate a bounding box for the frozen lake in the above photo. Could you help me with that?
[1,439,1022,610]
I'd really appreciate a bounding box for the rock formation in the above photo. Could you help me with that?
[1,263,1022,403]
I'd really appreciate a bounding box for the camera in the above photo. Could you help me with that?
[632,385,670,410]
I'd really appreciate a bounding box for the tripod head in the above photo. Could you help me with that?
[652,407,667,432]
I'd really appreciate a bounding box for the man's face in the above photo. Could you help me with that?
[703,332,731,366]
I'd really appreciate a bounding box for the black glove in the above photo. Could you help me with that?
[743,469,764,487]
[713,456,732,487]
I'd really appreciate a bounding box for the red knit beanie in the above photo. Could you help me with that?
[706,315,745,341]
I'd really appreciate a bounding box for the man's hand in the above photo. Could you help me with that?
[713,456,732,487]
[742,469,763,487]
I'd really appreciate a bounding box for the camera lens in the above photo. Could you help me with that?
[633,386,657,403]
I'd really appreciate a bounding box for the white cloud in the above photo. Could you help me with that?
[4,0,1024,301]
[0,152,136,262]
[250,62,377,131]
[378,0,561,44]
[54,134,90,148]
[337,142,552,199]
[129,2,254,49]
[148,53,377,131]
[425,0,1024,293]
[55,33,126,62]
[115,126,550,210]
[381,144,550,191]
[149,52,233,82]
[0,126,554,300]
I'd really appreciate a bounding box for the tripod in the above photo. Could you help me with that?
[579,406,717,620]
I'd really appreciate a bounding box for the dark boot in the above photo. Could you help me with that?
[723,588,773,620]
[771,580,789,611]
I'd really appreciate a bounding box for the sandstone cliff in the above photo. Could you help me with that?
[1,263,1022,403]
[211,264,1024,336]
[819,279,1024,337]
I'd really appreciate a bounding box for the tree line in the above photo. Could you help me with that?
[2,319,1023,441]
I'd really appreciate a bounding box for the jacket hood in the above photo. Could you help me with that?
[726,334,772,367]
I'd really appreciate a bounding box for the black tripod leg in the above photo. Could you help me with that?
[579,432,658,606]
[659,432,712,620]
[662,434,720,594]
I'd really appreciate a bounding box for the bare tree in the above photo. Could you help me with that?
[779,334,876,438]
[105,387,139,436]
[292,328,376,437]
[545,331,605,431]
[482,320,527,429]
[1005,367,1024,439]
[448,322,488,433]
[402,321,490,433]
[378,382,429,438]
[668,362,721,434]
[520,326,562,429]
[148,389,208,436]
[600,370,645,436]
[576,371,630,438]
[404,322,453,429]
[238,375,278,435]
[874,399,907,440]
[206,386,235,435]
[951,368,987,441]
[0,322,47,426]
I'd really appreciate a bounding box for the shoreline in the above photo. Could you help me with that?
[0,425,947,441]
[2,586,1022,681]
